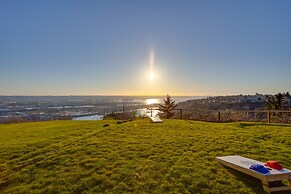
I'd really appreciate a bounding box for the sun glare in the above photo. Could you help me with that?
[149,72,155,80]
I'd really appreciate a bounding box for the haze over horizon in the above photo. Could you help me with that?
[1,0,290,96]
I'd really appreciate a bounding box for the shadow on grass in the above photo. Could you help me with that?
[222,166,265,194]
[223,166,291,194]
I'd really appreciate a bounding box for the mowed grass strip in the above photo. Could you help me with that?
[0,120,290,193]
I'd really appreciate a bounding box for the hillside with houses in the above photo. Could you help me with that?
[176,93,291,111]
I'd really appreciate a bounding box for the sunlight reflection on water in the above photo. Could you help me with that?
[136,108,159,117]
[145,98,161,105]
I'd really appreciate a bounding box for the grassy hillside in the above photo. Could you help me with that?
[0,120,290,193]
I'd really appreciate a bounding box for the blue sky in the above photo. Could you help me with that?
[0,0,290,96]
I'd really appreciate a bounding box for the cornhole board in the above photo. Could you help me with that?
[150,116,163,123]
[216,155,291,193]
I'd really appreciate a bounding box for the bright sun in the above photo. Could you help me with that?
[149,72,155,80]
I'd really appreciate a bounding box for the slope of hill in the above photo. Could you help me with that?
[176,96,265,111]
[0,120,290,193]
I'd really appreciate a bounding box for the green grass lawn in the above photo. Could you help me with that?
[0,119,290,193]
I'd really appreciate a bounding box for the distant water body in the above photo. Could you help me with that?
[0,96,205,121]
[73,114,103,121]
[71,96,205,120]
[0,95,204,104]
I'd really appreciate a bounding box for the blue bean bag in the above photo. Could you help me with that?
[249,164,270,174]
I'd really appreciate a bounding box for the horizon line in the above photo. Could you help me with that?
[0,93,277,97]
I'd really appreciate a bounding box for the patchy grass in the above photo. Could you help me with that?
[0,119,290,193]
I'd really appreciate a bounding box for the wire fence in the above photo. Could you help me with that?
[147,108,291,124]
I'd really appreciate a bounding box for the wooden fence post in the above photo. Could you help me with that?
[218,112,221,122]
[180,109,182,119]
[267,111,270,123]
[150,108,153,117]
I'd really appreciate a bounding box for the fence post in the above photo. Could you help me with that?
[267,111,270,123]
[218,111,221,122]
[151,108,153,117]
[180,109,182,119]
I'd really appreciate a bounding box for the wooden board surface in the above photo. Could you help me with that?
[150,117,163,123]
[216,155,291,181]
[216,155,291,193]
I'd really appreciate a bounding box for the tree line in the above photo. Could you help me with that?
[266,92,290,110]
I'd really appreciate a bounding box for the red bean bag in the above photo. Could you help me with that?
[264,161,283,170]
